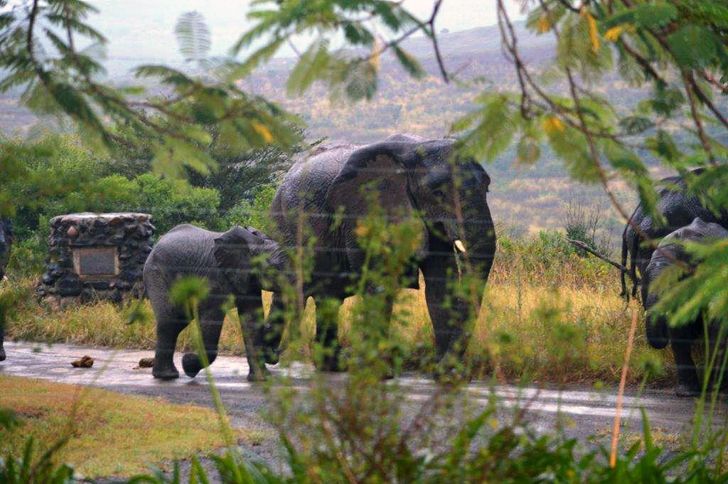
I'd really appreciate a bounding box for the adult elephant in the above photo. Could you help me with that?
[144,224,288,381]
[621,168,728,298]
[265,134,496,374]
[0,218,13,362]
[642,218,728,396]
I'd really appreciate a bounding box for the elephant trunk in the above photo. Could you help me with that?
[458,212,496,284]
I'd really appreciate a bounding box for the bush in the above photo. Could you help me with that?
[493,229,611,290]
[1,136,226,274]
[129,173,222,234]
[223,184,277,232]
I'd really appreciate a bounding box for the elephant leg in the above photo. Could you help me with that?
[259,292,286,364]
[314,296,344,372]
[152,304,188,380]
[671,324,701,397]
[706,322,728,393]
[0,323,5,362]
[181,296,226,378]
[360,288,398,378]
[237,293,270,382]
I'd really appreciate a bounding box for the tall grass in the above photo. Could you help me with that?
[4,231,669,385]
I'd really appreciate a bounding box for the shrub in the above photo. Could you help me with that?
[129,173,222,234]
[223,184,277,232]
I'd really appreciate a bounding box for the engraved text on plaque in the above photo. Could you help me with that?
[73,247,119,278]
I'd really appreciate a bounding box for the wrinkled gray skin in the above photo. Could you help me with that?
[267,134,496,372]
[0,219,13,362]
[621,168,728,298]
[143,224,287,381]
[642,218,728,396]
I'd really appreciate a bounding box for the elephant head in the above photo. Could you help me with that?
[325,136,496,285]
[213,225,288,293]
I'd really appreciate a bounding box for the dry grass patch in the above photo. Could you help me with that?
[5,245,672,386]
[0,375,253,478]
[7,277,244,354]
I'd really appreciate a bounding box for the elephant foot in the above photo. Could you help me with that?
[182,353,203,378]
[247,367,271,382]
[0,347,5,362]
[318,359,347,373]
[317,353,347,373]
[182,351,219,378]
[432,357,472,385]
[674,382,701,398]
[313,343,347,373]
[152,362,179,380]
[263,347,280,365]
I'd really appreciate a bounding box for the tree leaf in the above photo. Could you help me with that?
[392,45,425,79]
[619,115,653,135]
[667,25,719,69]
[286,40,332,96]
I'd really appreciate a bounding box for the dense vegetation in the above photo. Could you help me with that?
[0,133,290,275]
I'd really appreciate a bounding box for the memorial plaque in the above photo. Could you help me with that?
[73,247,118,278]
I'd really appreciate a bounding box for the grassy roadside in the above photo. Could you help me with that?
[2,234,673,385]
[4,281,669,387]
[0,375,257,478]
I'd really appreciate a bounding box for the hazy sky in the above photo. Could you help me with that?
[87,0,525,63]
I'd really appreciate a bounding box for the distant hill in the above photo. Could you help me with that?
[0,22,673,238]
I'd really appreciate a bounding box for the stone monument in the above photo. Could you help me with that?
[38,213,154,305]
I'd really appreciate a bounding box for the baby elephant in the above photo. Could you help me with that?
[144,224,287,381]
[642,217,728,396]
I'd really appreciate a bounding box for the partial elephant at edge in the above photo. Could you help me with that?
[0,218,14,362]
[641,217,728,397]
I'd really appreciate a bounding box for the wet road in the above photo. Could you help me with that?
[1,341,724,471]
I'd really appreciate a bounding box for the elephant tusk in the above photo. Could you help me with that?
[454,240,467,253]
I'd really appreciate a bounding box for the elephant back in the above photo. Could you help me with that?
[270,144,359,246]
[144,224,219,281]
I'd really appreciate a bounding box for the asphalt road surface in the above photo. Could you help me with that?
[1,341,725,474]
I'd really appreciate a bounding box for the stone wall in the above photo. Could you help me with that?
[37,213,154,306]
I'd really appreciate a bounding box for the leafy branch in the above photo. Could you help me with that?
[0,1,301,176]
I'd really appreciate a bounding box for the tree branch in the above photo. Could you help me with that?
[567,239,638,282]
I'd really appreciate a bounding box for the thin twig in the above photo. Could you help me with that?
[428,0,449,82]
[682,71,718,166]
[566,239,638,282]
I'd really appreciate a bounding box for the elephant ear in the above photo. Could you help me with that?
[325,141,423,223]
[213,226,254,291]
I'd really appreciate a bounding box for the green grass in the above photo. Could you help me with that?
[0,375,259,478]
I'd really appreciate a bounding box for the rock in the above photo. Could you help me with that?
[138,357,155,368]
[57,275,82,297]
[71,355,94,368]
